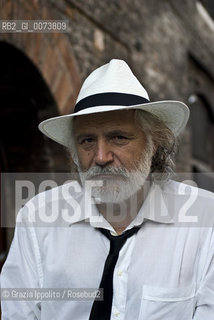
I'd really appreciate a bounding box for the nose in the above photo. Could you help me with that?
[94,139,114,166]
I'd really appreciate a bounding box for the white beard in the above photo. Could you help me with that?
[78,142,154,204]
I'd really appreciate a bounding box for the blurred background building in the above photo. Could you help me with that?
[0,0,214,270]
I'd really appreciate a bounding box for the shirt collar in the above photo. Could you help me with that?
[128,183,174,229]
[68,181,174,230]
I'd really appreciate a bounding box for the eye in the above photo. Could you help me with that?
[114,135,127,140]
[112,135,129,145]
[80,137,95,145]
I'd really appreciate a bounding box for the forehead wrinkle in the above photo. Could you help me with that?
[73,110,136,127]
[74,124,138,139]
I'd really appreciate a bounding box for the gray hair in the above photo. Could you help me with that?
[135,109,177,181]
[67,109,178,181]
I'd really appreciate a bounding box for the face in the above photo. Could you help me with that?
[73,110,154,203]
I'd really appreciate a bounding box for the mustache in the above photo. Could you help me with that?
[81,166,130,179]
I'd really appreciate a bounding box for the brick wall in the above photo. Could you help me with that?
[0,0,213,175]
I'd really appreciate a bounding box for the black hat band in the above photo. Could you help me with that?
[74,92,150,113]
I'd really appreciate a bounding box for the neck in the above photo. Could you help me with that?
[97,181,151,234]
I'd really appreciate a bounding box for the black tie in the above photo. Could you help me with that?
[89,226,140,320]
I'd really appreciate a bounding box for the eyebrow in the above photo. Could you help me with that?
[75,133,96,141]
[106,130,134,137]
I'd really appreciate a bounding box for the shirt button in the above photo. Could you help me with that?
[110,231,118,236]
[114,311,120,317]
[117,270,123,276]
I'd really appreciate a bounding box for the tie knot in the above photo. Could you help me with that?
[98,226,140,255]
[99,226,140,241]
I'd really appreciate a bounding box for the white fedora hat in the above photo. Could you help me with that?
[39,59,189,147]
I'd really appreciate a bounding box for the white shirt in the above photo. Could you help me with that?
[1,180,214,319]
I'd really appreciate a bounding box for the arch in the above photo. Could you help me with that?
[0,41,74,263]
[0,41,70,172]
[0,23,81,114]
[0,0,82,267]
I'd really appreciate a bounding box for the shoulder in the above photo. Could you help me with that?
[161,180,214,226]
[163,179,214,202]
[16,181,85,227]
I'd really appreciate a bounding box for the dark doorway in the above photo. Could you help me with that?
[0,41,69,270]
[188,53,214,193]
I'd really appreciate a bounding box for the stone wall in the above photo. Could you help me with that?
[0,0,213,174]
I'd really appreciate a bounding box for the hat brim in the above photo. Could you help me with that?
[38,101,189,147]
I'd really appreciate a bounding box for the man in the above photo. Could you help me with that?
[1,59,214,319]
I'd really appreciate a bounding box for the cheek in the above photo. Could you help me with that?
[116,148,141,168]
[116,141,148,168]
[76,149,94,169]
